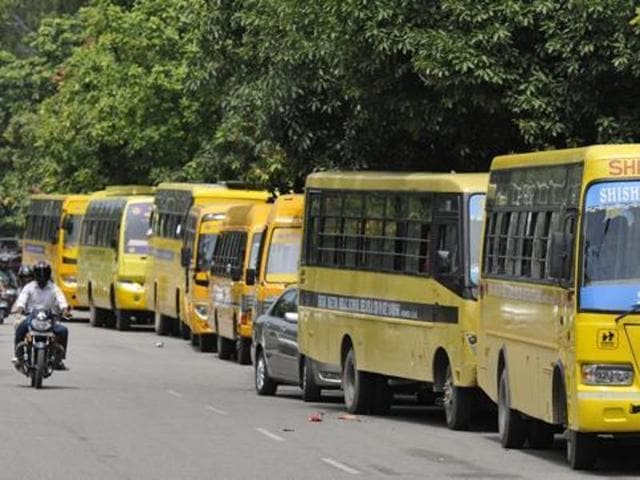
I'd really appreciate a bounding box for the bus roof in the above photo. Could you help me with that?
[155,183,270,207]
[223,203,272,230]
[491,144,640,170]
[306,172,488,193]
[102,185,156,196]
[266,194,303,226]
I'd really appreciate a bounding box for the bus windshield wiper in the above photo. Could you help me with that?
[615,303,640,323]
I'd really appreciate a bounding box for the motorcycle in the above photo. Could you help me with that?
[14,309,66,389]
[0,271,18,324]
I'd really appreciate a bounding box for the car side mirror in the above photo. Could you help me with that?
[180,247,192,268]
[284,312,298,323]
[245,268,256,286]
[549,232,573,281]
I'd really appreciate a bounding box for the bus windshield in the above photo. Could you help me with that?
[124,203,152,255]
[63,215,83,248]
[468,194,485,286]
[197,233,218,272]
[266,228,301,282]
[581,181,640,311]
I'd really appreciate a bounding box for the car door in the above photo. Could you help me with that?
[267,289,296,379]
[278,290,300,383]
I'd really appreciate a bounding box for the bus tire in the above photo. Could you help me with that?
[301,357,321,402]
[170,318,181,338]
[255,349,277,396]
[370,375,392,415]
[115,309,130,331]
[567,430,597,470]
[200,334,216,353]
[217,329,234,360]
[191,333,200,347]
[89,302,103,327]
[237,338,252,365]
[180,321,191,341]
[154,310,170,336]
[527,418,555,449]
[443,364,472,431]
[342,348,373,414]
[498,369,527,448]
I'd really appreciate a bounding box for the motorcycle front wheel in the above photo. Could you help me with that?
[34,349,45,389]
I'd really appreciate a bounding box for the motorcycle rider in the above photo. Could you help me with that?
[12,262,70,370]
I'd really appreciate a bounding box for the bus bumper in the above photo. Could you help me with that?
[239,321,253,339]
[576,392,640,432]
[115,281,147,311]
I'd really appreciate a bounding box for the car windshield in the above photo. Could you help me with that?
[581,181,640,311]
[124,203,152,254]
[63,215,83,247]
[468,194,485,287]
[266,228,301,283]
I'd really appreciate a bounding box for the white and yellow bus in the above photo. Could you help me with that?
[77,186,155,330]
[209,203,272,364]
[298,172,487,429]
[253,194,304,320]
[147,183,270,337]
[23,194,89,308]
[478,145,640,469]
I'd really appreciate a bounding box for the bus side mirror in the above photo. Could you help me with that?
[436,249,451,273]
[63,217,73,233]
[110,238,118,250]
[231,266,242,282]
[245,268,256,286]
[549,232,573,281]
[180,247,191,268]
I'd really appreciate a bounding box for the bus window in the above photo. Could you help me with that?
[63,215,83,248]
[266,228,301,282]
[197,234,218,272]
[124,203,152,254]
[468,194,485,285]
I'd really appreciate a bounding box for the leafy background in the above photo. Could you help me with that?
[2,0,640,233]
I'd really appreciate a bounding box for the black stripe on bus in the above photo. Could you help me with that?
[299,290,458,324]
[62,256,78,265]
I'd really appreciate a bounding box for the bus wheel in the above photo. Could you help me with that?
[200,334,216,353]
[527,419,555,449]
[154,310,170,336]
[443,364,472,430]
[255,349,277,396]
[115,310,130,331]
[217,332,234,360]
[301,357,321,402]
[191,333,200,347]
[180,321,191,341]
[89,302,103,328]
[342,348,374,414]
[237,338,252,365]
[498,369,527,448]
[370,375,392,415]
[567,430,597,470]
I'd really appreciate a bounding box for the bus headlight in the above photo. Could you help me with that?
[582,363,634,386]
[117,280,144,292]
[61,276,77,287]
[194,304,208,320]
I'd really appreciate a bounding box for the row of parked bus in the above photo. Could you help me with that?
[21,144,640,470]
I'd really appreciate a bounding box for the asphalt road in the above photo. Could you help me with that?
[1,316,640,480]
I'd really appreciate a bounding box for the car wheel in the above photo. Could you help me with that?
[255,349,277,396]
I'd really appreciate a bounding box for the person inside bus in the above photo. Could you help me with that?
[12,262,70,370]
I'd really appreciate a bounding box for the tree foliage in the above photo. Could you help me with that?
[2,0,640,231]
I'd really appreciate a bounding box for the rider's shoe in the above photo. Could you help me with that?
[11,356,22,370]
[54,360,68,371]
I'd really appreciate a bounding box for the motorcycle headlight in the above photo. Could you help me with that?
[582,363,634,386]
[31,319,52,332]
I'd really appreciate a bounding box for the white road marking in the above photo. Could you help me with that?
[321,458,361,475]
[166,389,183,398]
[255,427,285,442]
[205,404,229,415]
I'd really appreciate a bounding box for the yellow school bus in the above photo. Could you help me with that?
[77,186,155,330]
[253,194,304,319]
[181,204,227,352]
[148,183,270,337]
[478,145,640,469]
[209,203,272,364]
[298,172,487,428]
[23,194,89,308]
